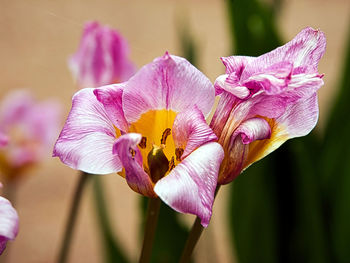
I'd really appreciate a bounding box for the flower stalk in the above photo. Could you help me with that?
[179,185,221,263]
[57,171,93,263]
[139,197,161,263]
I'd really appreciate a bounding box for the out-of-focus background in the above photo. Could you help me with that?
[0,0,350,262]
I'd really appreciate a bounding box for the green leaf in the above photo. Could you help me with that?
[229,155,279,263]
[320,20,350,263]
[226,0,281,55]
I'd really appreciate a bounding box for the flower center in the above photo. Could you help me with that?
[128,109,183,182]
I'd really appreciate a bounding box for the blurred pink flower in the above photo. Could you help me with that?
[0,90,61,180]
[54,53,224,227]
[210,27,326,184]
[0,132,8,148]
[69,21,136,89]
[0,191,18,255]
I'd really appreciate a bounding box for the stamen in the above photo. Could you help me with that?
[139,136,147,149]
[160,128,171,145]
[129,148,136,158]
[169,156,175,171]
[175,147,184,161]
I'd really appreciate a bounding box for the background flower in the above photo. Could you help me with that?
[0,90,61,181]
[69,21,136,89]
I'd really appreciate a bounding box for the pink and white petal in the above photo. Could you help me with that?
[173,106,217,159]
[113,133,156,197]
[214,74,250,99]
[245,93,289,120]
[154,142,224,227]
[244,62,293,95]
[285,73,324,99]
[210,92,240,138]
[93,84,128,131]
[221,55,254,75]
[244,93,319,171]
[69,21,135,88]
[122,52,214,123]
[217,118,271,184]
[107,28,136,82]
[233,117,271,144]
[0,196,19,255]
[53,88,122,174]
[241,27,326,79]
[68,22,102,88]
[277,93,319,138]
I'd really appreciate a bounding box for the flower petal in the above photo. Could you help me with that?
[244,93,319,171]
[113,133,156,197]
[93,84,128,131]
[217,117,271,184]
[221,55,254,75]
[241,27,326,79]
[277,93,319,138]
[122,52,214,123]
[233,117,271,144]
[214,74,250,99]
[69,21,135,88]
[154,142,224,227]
[244,62,293,95]
[172,106,217,159]
[53,88,122,174]
[0,196,19,255]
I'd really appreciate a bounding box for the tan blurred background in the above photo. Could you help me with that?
[0,0,349,262]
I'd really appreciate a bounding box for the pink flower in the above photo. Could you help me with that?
[0,185,19,255]
[69,21,136,89]
[54,53,224,227]
[0,132,8,148]
[210,27,326,184]
[0,90,61,180]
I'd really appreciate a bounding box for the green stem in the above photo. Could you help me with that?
[56,171,93,263]
[179,185,221,263]
[139,197,161,263]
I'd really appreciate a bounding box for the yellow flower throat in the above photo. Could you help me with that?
[127,109,183,183]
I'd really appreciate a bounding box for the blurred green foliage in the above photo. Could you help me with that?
[92,177,130,263]
[140,198,191,263]
[227,0,350,262]
[322,21,350,263]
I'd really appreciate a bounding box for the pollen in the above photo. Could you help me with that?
[139,136,147,149]
[161,128,171,145]
[169,156,175,171]
[175,147,184,161]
